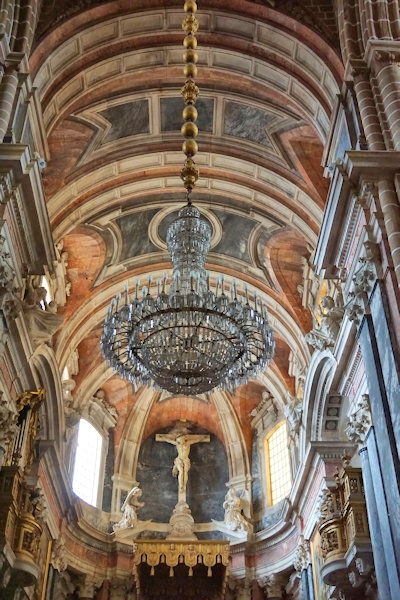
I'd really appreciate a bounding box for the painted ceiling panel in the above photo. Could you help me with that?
[100,100,150,142]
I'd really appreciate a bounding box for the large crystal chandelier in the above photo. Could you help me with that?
[101,0,275,395]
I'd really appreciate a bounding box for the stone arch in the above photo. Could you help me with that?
[301,350,337,452]
[30,345,65,454]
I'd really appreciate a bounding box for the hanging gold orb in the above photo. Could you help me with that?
[182,139,198,156]
[183,34,197,49]
[181,122,198,138]
[184,0,197,12]
[183,49,198,64]
[183,105,198,122]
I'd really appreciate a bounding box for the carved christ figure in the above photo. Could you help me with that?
[156,430,210,502]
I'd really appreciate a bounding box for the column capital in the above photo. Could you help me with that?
[345,394,372,446]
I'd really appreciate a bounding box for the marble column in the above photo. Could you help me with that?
[301,565,315,600]
[358,443,392,599]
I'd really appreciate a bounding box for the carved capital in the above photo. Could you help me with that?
[345,395,372,445]
[77,575,103,598]
[51,535,68,573]
[109,578,135,600]
[258,573,286,598]
[293,536,311,574]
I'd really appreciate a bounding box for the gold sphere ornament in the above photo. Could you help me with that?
[181,122,198,138]
[182,139,198,156]
[184,0,197,12]
[183,105,198,122]
[184,63,198,78]
[183,34,197,49]
[183,49,198,64]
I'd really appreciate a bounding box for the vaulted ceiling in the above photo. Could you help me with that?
[30,0,344,439]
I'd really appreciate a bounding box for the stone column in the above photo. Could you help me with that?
[352,68,386,150]
[378,178,400,288]
[375,59,400,150]
[0,66,19,141]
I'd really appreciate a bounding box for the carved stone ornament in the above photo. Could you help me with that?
[89,389,118,425]
[22,275,63,346]
[284,394,303,436]
[258,573,287,597]
[249,389,278,421]
[305,295,344,350]
[78,575,103,598]
[346,241,381,326]
[0,235,15,296]
[0,391,18,451]
[345,395,372,446]
[51,535,68,572]
[109,579,135,600]
[348,557,377,598]
[293,535,311,574]
[320,529,339,559]
[167,500,197,540]
[317,488,341,523]
[234,578,252,600]
[53,239,71,307]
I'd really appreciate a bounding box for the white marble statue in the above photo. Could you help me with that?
[113,486,144,531]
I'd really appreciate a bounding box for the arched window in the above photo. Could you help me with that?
[72,419,103,507]
[265,422,291,505]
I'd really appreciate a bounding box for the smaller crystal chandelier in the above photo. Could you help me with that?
[101,0,275,395]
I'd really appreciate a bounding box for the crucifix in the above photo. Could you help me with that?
[156,424,210,504]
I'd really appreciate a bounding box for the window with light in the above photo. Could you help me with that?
[265,422,291,505]
[72,419,103,507]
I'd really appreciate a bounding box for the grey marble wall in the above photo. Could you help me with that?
[358,312,400,592]
[136,425,228,524]
[359,442,392,599]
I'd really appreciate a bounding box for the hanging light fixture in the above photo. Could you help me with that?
[101,0,275,395]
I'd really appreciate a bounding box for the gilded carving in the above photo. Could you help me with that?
[14,388,45,469]
[0,392,18,454]
[133,540,230,577]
